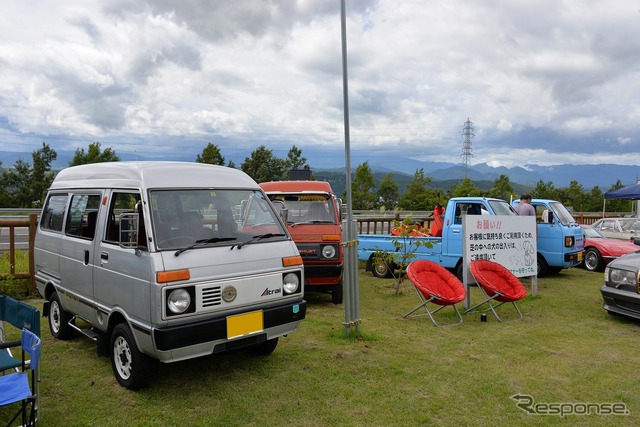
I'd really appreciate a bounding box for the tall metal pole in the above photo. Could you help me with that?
[340,0,360,335]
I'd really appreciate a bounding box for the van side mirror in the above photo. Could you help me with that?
[119,213,139,248]
[270,200,288,224]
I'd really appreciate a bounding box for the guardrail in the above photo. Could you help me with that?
[0,214,37,293]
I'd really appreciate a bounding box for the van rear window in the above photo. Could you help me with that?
[41,194,68,232]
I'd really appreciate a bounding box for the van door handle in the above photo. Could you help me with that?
[84,250,90,265]
[101,252,108,261]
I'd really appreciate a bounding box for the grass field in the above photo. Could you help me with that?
[2,267,640,426]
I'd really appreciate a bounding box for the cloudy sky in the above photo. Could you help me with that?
[1,0,639,169]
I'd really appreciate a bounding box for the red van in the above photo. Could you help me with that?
[260,181,343,304]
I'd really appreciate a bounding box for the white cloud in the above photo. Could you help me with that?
[0,0,639,171]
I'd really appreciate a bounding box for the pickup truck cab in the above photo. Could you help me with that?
[512,198,584,276]
[358,197,515,279]
[260,181,344,304]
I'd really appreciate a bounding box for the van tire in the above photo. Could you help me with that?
[110,323,150,390]
[250,337,279,356]
[332,281,343,304]
[48,291,74,340]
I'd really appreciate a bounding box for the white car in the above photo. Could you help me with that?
[591,218,640,240]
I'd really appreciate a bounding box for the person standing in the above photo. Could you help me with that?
[514,194,536,216]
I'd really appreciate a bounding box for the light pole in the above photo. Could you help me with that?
[340,0,361,335]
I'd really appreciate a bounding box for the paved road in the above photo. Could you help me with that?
[0,226,30,251]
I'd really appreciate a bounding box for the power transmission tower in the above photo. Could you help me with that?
[461,118,474,178]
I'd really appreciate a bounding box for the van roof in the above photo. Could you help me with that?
[50,161,259,190]
[260,180,333,194]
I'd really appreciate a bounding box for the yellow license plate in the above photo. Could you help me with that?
[227,310,263,339]
[577,252,583,261]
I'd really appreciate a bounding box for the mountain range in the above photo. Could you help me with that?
[1,148,636,191]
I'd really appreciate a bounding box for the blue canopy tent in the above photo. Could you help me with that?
[603,183,640,217]
[605,184,640,200]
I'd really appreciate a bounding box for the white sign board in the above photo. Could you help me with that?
[462,215,537,277]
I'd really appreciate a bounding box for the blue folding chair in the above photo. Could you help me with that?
[0,295,41,426]
[0,328,41,426]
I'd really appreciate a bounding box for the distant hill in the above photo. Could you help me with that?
[313,170,530,199]
[1,148,636,192]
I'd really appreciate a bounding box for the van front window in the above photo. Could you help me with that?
[150,189,287,250]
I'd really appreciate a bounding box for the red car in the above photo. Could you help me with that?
[580,225,640,272]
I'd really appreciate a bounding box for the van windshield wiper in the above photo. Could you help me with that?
[231,233,286,250]
[290,220,334,227]
[174,237,237,256]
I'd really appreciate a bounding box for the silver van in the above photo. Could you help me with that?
[34,162,306,389]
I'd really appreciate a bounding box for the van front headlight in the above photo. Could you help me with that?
[283,272,301,294]
[321,245,337,259]
[167,288,192,314]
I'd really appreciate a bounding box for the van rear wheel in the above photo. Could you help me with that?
[110,323,150,390]
[48,291,74,340]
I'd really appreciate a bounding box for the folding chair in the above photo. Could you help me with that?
[465,260,527,321]
[0,295,41,425]
[403,260,466,326]
[0,328,41,426]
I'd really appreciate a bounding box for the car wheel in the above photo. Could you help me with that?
[584,248,604,272]
[332,281,343,304]
[110,322,150,390]
[48,291,74,340]
[537,255,549,277]
[371,257,393,278]
[250,337,279,356]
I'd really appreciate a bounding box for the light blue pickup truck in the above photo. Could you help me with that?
[358,196,584,278]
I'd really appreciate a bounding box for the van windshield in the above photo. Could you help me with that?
[150,189,287,250]
[267,194,336,225]
[548,201,577,226]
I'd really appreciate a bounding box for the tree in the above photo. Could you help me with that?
[1,143,57,207]
[586,186,604,212]
[69,142,119,166]
[377,173,399,210]
[487,174,515,201]
[346,162,376,210]
[450,177,481,197]
[240,145,287,183]
[284,145,310,172]
[562,180,587,211]
[196,143,225,165]
[532,180,557,200]
[398,168,438,210]
[605,180,630,213]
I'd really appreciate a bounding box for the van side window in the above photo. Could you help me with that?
[65,194,101,240]
[105,192,146,247]
[40,194,68,232]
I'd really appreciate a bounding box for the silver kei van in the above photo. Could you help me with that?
[34,162,306,389]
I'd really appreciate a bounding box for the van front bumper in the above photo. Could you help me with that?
[153,300,306,352]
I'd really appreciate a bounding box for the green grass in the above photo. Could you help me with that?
[0,250,31,299]
[3,268,640,426]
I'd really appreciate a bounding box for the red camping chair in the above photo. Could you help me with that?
[403,260,466,326]
[465,260,527,321]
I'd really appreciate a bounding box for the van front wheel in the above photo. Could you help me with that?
[48,291,74,340]
[110,323,150,390]
[250,337,279,356]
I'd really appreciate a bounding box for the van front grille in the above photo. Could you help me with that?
[202,286,222,307]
